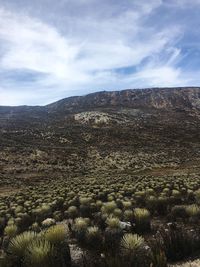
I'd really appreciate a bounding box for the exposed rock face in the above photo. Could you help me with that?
[47,87,200,112]
[0,87,200,182]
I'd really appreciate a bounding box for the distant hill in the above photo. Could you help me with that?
[0,87,200,183]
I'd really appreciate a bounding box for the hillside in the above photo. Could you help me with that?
[0,87,200,184]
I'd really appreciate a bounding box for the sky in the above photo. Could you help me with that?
[0,0,200,105]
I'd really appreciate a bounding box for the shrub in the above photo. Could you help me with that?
[74,217,89,232]
[194,189,200,204]
[123,210,134,222]
[67,206,78,219]
[156,197,168,215]
[31,222,40,232]
[45,224,71,267]
[121,233,150,267]
[157,224,199,261]
[74,217,89,244]
[42,218,56,228]
[4,224,18,238]
[134,208,151,233]
[185,205,200,222]
[113,208,123,219]
[85,226,102,251]
[7,231,37,267]
[121,233,145,252]
[25,239,53,267]
[101,201,117,215]
[106,217,120,229]
[104,227,122,257]
[122,201,132,209]
[149,239,167,267]
[146,196,157,213]
[79,197,91,206]
[45,224,67,244]
[8,231,37,258]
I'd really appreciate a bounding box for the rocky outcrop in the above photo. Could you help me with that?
[47,87,200,113]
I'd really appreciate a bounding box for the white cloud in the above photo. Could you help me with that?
[164,0,200,7]
[0,0,198,105]
[131,66,184,87]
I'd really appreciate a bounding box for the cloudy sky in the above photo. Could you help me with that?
[0,0,200,105]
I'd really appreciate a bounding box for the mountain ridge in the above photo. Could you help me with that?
[0,86,200,111]
[0,86,200,183]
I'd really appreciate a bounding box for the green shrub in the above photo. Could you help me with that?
[85,226,102,251]
[8,231,37,258]
[134,208,151,233]
[101,201,117,215]
[157,224,199,261]
[25,239,53,267]
[121,233,150,267]
[121,233,145,252]
[45,224,67,244]
[106,217,120,229]
[45,224,71,267]
[185,204,200,222]
[74,217,89,244]
[4,224,18,238]
[149,239,167,267]
[74,217,89,232]
[113,208,122,218]
[123,210,134,222]
[104,227,122,257]
[194,189,200,204]
[67,206,78,219]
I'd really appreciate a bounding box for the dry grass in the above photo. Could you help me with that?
[170,259,200,267]
[0,186,19,196]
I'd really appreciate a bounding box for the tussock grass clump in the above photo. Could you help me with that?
[101,201,117,215]
[106,217,120,229]
[157,224,200,262]
[25,239,53,267]
[121,233,145,253]
[4,224,18,238]
[185,204,200,222]
[123,210,134,222]
[134,208,151,233]
[9,231,37,257]
[149,239,167,267]
[67,206,78,219]
[121,233,150,267]
[113,208,123,218]
[45,224,67,244]
[74,217,89,244]
[194,189,200,204]
[74,217,89,232]
[86,226,102,250]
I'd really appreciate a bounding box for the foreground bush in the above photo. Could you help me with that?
[104,218,123,256]
[120,233,150,267]
[2,226,71,267]
[45,224,71,267]
[134,208,151,233]
[157,224,200,262]
[25,239,53,267]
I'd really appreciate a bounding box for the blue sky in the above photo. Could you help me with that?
[0,0,200,105]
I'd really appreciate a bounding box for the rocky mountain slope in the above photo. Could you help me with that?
[0,87,200,183]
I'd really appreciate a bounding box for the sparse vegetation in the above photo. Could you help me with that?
[1,88,200,266]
